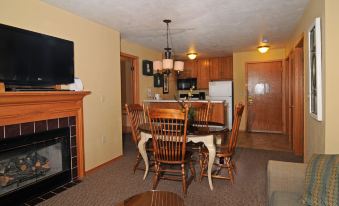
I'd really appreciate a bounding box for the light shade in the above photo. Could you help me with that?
[162,58,173,69]
[257,46,270,54]
[187,53,197,60]
[153,60,163,71]
[174,61,184,71]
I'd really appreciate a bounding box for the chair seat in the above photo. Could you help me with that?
[201,145,232,157]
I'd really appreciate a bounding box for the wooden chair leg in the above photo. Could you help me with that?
[232,160,237,175]
[153,162,160,190]
[199,154,208,182]
[189,160,196,181]
[181,164,187,195]
[226,158,234,184]
[133,152,142,174]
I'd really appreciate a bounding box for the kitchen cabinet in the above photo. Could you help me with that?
[209,58,220,81]
[220,56,233,80]
[180,56,233,89]
[180,60,197,79]
[197,59,210,89]
[209,56,233,81]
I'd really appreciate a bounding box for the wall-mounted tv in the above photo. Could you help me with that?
[0,23,74,86]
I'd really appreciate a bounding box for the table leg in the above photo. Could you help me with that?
[205,138,216,191]
[138,132,149,180]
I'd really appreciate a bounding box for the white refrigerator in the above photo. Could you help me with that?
[209,81,233,129]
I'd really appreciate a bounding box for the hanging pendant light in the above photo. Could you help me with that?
[153,19,184,75]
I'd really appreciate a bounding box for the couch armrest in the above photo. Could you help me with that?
[267,160,307,205]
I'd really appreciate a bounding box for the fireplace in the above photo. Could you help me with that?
[0,127,72,204]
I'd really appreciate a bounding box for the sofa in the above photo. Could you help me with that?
[267,160,307,206]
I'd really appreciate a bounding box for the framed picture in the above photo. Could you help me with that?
[163,73,169,94]
[142,60,153,76]
[308,17,322,121]
[153,73,163,87]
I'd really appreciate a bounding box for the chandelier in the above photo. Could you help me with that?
[153,19,184,75]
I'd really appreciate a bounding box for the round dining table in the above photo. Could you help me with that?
[138,122,228,191]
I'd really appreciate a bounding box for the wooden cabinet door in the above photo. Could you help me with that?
[209,58,220,81]
[197,59,210,89]
[181,60,197,78]
[220,56,233,80]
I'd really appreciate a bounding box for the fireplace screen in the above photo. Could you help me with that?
[0,128,71,198]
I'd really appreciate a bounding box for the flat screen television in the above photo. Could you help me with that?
[0,23,74,87]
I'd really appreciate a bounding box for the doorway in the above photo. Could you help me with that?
[246,60,284,133]
[120,53,139,134]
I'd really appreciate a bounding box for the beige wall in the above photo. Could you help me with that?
[287,0,325,161]
[233,49,286,130]
[120,39,177,102]
[0,0,122,170]
[324,0,339,154]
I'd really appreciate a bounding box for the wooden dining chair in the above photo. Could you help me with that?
[193,101,211,128]
[148,105,196,195]
[125,104,153,173]
[199,103,244,184]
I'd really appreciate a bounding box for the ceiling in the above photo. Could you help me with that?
[43,0,309,58]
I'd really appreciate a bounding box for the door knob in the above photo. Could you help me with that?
[248,96,254,105]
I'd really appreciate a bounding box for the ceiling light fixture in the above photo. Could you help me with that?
[257,37,270,54]
[153,19,184,75]
[257,45,270,53]
[187,53,197,60]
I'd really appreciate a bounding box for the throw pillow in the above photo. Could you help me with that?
[302,154,338,206]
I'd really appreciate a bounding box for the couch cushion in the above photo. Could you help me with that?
[302,154,339,206]
[271,191,301,206]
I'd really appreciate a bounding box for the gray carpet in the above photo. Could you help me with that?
[39,135,302,206]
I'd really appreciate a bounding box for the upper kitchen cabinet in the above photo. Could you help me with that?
[180,60,197,78]
[209,57,220,81]
[209,56,233,81]
[220,56,233,80]
[197,59,210,89]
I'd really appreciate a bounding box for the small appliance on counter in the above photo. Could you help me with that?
[209,81,233,129]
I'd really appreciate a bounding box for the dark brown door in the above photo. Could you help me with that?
[247,61,283,133]
[291,48,304,155]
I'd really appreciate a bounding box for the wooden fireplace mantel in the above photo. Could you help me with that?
[0,91,90,178]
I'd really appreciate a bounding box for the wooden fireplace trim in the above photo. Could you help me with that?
[0,91,90,178]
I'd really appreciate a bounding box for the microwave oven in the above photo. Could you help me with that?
[177,78,197,90]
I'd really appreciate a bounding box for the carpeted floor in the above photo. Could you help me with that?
[39,135,302,206]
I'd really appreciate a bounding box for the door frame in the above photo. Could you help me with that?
[245,59,285,133]
[120,52,140,105]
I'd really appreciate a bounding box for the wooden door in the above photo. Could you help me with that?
[197,59,210,89]
[246,61,283,132]
[291,48,304,155]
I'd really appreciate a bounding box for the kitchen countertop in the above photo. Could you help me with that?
[143,99,225,103]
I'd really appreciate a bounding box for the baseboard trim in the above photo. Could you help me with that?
[85,155,123,175]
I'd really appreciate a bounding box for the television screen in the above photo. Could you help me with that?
[0,24,74,86]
